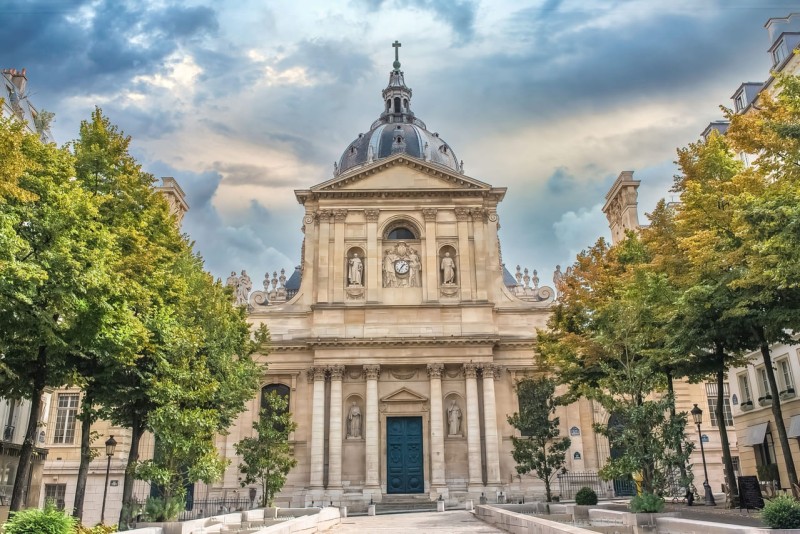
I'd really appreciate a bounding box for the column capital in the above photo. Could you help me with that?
[463,363,479,379]
[306,366,327,382]
[365,209,380,222]
[481,364,503,380]
[363,364,381,380]
[426,363,444,379]
[317,209,333,221]
[422,208,438,221]
[329,364,345,380]
[333,209,348,222]
[455,207,471,221]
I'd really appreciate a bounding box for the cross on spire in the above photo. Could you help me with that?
[392,40,402,70]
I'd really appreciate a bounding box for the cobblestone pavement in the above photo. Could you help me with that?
[328,510,504,533]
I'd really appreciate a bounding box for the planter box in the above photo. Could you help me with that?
[780,389,796,400]
[740,401,754,412]
[758,396,773,407]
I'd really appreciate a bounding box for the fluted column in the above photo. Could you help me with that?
[464,363,483,486]
[308,366,327,488]
[364,364,381,488]
[482,364,501,485]
[328,365,344,489]
[427,364,446,488]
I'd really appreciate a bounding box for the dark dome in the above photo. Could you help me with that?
[335,60,462,176]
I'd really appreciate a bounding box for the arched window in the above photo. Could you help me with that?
[261,384,290,430]
[388,227,416,240]
[394,97,401,113]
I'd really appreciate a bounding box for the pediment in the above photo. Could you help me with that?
[311,154,492,192]
[380,386,428,403]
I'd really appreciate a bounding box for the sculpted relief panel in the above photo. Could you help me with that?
[382,241,422,288]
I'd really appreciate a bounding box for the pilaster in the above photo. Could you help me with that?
[366,209,380,302]
[328,365,344,489]
[332,210,347,302]
[422,208,438,302]
[455,208,473,300]
[364,364,381,491]
[316,210,332,303]
[464,363,483,487]
[427,363,446,489]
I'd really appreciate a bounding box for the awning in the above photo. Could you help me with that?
[788,416,800,438]
[741,422,769,446]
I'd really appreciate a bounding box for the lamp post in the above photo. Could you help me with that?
[690,404,716,506]
[100,435,117,523]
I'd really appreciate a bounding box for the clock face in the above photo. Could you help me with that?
[394,259,409,274]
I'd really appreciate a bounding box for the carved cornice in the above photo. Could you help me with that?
[306,336,499,348]
[363,364,381,380]
[454,207,471,221]
[463,363,479,379]
[329,364,345,380]
[422,208,438,221]
[426,363,444,379]
[365,209,380,222]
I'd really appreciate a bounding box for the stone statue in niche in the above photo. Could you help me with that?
[382,241,421,288]
[348,252,363,286]
[235,270,252,306]
[440,252,457,285]
[447,400,462,436]
[347,401,362,438]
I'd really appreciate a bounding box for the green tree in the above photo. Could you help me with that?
[538,236,693,495]
[0,115,141,511]
[507,377,570,503]
[235,391,298,507]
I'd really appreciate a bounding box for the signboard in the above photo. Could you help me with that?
[737,475,764,510]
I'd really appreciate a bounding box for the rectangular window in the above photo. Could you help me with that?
[44,483,66,510]
[53,393,79,444]
[773,42,787,66]
[705,382,734,427]
[735,93,746,112]
[779,360,794,392]
[759,368,770,397]
[738,374,752,402]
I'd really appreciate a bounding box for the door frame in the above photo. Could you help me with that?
[379,387,430,494]
[385,416,425,494]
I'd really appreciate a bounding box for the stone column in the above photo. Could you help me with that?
[427,363,446,488]
[464,363,483,487]
[455,208,473,300]
[422,208,438,302]
[308,366,327,489]
[364,364,381,489]
[328,365,345,489]
[481,364,501,485]
[365,209,380,301]
[332,210,347,302]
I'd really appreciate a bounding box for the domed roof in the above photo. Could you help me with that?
[336,44,463,176]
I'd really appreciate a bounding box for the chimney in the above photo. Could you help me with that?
[11,68,27,94]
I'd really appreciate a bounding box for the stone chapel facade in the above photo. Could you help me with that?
[229,55,609,508]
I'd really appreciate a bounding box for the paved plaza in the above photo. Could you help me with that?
[329,510,503,533]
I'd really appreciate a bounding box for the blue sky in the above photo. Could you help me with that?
[3,0,796,287]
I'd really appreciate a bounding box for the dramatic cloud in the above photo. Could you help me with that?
[6,0,799,280]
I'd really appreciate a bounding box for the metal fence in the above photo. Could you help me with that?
[557,471,607,499]
[133,496,255,522]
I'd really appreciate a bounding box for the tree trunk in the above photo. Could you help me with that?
[714,345,739,507]
[666,372,688,483]
[73,390,95,520]
[758,330,798,487]
[119,421,144,530]
[544,478,552,502]
[10,346,46,511]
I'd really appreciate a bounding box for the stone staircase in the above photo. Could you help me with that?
[375,494,438,514]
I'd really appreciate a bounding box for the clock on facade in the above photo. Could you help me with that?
[394,259,409,274]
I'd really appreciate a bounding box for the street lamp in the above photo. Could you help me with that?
[690,404,716,506]
[101,435,117,523]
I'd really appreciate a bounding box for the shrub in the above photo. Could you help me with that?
[629,492,664,513]
[3,501,76,534]
[761,494,800,529]
[142,495,186,522]
[575,486,598,505]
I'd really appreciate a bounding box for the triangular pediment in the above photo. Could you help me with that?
[380,386,428,403]
[311,154,492,192]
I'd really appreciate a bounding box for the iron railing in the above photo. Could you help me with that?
[133,496,255,522]
[557,471,607,499]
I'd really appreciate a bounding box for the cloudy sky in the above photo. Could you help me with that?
[4,0,797,287]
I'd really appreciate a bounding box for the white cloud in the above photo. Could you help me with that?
[553,204,610,261]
